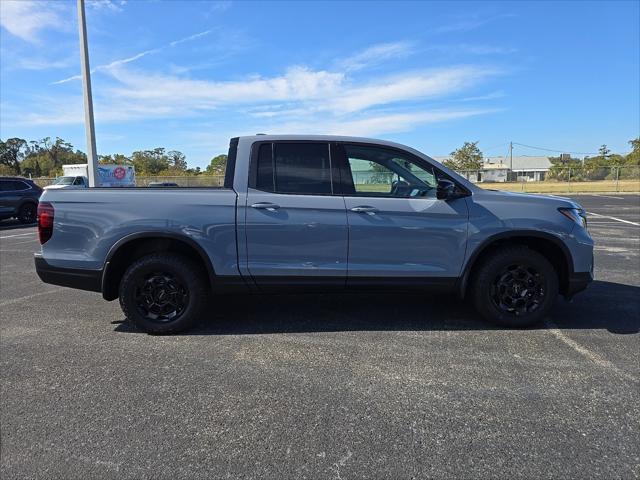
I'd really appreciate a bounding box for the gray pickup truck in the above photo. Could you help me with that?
[35,135,594,333]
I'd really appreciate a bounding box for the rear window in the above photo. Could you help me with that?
[254,142,333,195]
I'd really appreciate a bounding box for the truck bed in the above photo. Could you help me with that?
[39,187,240,276]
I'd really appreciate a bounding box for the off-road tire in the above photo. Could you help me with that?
[119,253,208,334]
[470,246,558,327]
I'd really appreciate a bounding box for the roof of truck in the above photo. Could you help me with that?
[237,134,417,150]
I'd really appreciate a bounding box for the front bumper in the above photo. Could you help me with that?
[34,253,102,293]
[565,270,593,299]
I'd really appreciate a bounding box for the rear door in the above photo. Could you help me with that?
[336,143,469,281]
[0,180,27,217]
[244,142,348,286]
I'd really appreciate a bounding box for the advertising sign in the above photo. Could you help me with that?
[98,165,136,187]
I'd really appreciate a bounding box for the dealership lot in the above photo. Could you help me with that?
[1,194,638,479]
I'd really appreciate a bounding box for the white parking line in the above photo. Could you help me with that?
[0,288,64,307]
[545,320,638,384]
[0,232,36,239]
[587,212,640,226]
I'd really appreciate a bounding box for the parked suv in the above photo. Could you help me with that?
[0,177,42,224]
[34,135,594,333]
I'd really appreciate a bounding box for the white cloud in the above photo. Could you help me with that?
[15,57,76,71]
[102,65,498,117]
[261,109,500,137]
[87,0,127,13]
[457,91,505,102]
[9,39,505,151]
[13,62,502,134]
[0,0,67,43]
[339,41,414,71]
[53,29,213,84]
[107,66,345,105]
[207,1,232,14]
[18,60,503,130]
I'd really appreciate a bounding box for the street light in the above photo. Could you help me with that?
[77,0,99,187]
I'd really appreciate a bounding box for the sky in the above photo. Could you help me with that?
[1,0,638,168]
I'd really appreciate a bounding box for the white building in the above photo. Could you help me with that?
[433,155,552,182]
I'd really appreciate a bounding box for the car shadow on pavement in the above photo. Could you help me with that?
[0,219,36,230]
[114,280,639,336]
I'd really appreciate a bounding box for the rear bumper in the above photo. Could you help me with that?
[34,253,102,293]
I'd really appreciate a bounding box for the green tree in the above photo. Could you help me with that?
[30,137,74,168]
[167,150,188,171]
[0,164,17,175]
[619,137,640,179]
[22,137,86,176]
[443,141,483,171]
[99,154,131,165]
[131,148,171,175]
[0,138,28,174]
[206,154,227,175]
[626,137,640,165]
[547,155,584,181]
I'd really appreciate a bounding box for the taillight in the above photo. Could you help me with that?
[37,202,54,244]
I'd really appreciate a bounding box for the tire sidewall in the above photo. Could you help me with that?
[18,203,36,224]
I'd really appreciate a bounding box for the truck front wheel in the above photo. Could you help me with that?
[470,246,559,328]
[119,253,208,334]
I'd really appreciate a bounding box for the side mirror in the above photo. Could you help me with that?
[436,179,456,200]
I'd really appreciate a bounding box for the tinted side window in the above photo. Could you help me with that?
[274,143,332,194]
[256,143,274,191]
[13,180,31,191]
[1,180,29,191]
[254,143,333,195]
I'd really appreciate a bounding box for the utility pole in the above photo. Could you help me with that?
[77,0,99,187]
[509,141,513,181]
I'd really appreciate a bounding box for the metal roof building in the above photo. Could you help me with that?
[433,155,553,182]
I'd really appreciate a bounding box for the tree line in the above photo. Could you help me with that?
[442,138,640,180]
[0,136,228,178]
[2,135,638,180]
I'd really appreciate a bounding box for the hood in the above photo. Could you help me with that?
[43,184,83,190]
[475,188,581,208]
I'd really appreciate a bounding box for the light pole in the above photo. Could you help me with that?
[77,0,99,187]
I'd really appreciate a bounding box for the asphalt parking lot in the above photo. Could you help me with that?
[1,194,638,479]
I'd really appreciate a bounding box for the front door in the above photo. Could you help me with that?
[337,143,469,280]
[244,142,348,286]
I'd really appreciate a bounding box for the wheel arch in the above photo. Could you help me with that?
[16,198,38,212]
[101,232,216,301]
[458,230,574,298]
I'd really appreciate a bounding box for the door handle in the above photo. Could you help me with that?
[350,206,378,214]
[251,202,280,211]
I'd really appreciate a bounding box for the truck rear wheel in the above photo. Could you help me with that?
[470,246,558,327]
[119,253,208,334]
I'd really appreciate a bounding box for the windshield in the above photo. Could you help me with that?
[53,176,75,185]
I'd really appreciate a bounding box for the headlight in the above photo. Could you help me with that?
[558,207,587,228]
